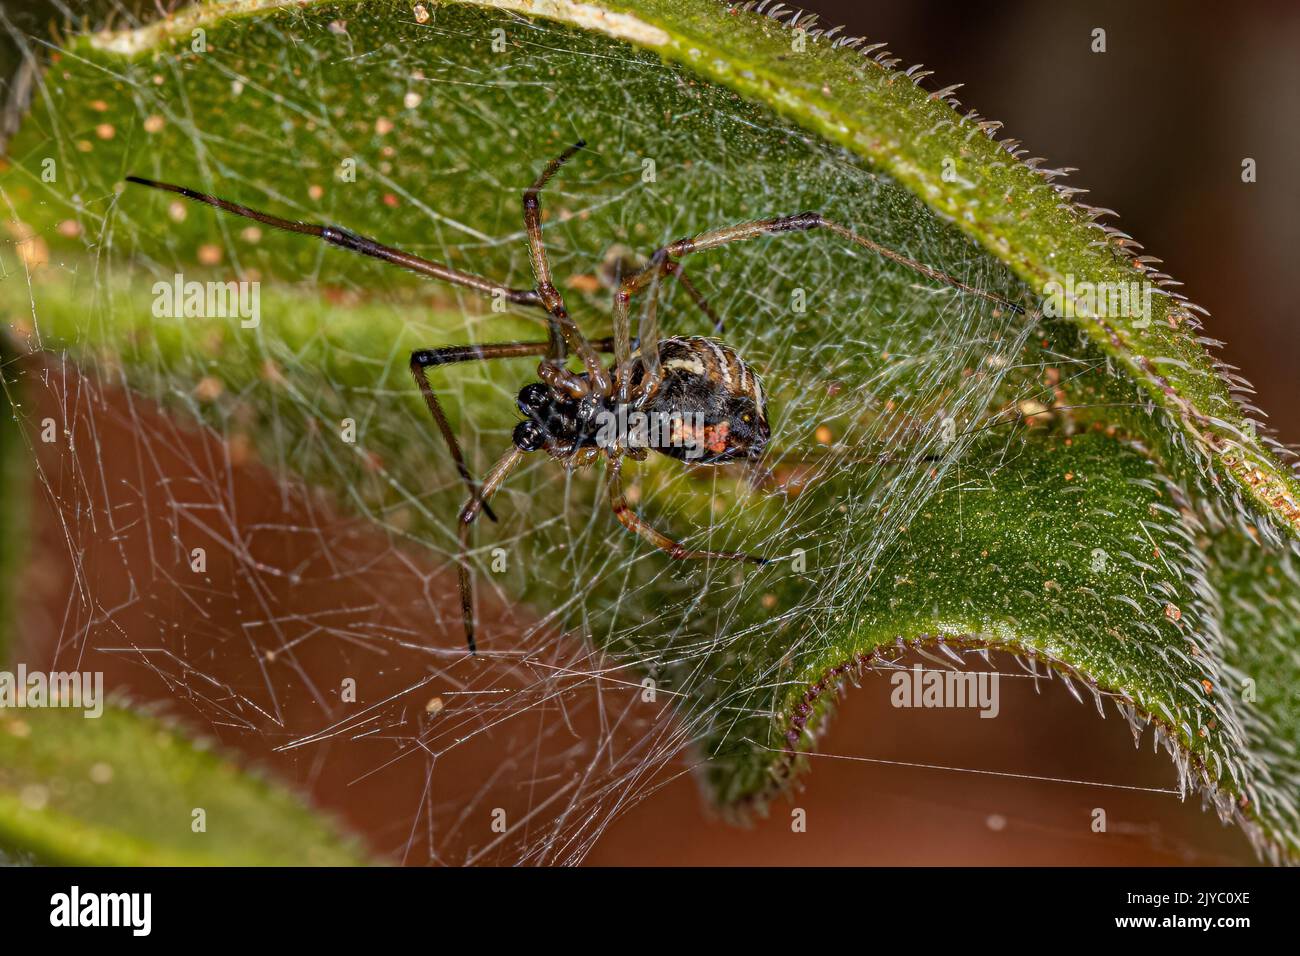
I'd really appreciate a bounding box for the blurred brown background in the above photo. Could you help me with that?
[7,0,1296,865]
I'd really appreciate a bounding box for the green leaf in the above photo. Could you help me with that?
[2,0,1297,862]
[0,704,371,865]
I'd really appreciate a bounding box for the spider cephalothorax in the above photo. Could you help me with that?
[127,140,1016,652]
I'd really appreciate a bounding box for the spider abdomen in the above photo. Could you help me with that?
[638,337,770,464]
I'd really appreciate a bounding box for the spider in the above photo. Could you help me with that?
[126,141,1018,653]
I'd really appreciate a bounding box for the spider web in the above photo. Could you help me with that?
[1,0,1252,864]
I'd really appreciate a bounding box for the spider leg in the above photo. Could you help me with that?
[122,176,541,308]
[418,336,616,652]
[606,455,769,565]
[411,341,548,522]
[611,248,660,391]
[521,141,612,394]
[644,212,1026,312]
[457,448,526,654]
[610,257,724,402]
[611,211,1029,397]
[602,251,720,339]
[666,262,724,334]
[410,336,616,520]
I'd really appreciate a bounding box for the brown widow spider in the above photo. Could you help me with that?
[126,141,1019,652]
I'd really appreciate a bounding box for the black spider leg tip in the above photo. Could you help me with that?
[125,174,187,194]
[543,140,587,170]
